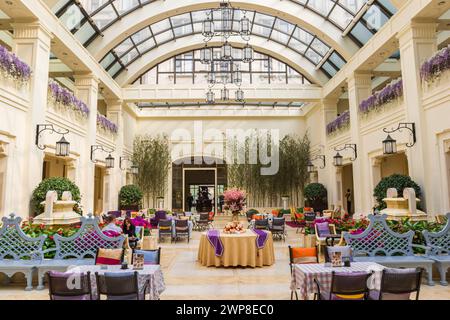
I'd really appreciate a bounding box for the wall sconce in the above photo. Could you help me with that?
[333,144,357,167]
[91,145,115,168]
[382,122,416,155]
[307,155,326,173]
[120,157,139,174]
[35,124,70,157]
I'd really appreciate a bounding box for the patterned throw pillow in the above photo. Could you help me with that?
[134,249,160,265]
[95,248,123,265]
[316,222,330,237]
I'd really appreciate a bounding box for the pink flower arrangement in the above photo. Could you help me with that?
[223,188,246,213]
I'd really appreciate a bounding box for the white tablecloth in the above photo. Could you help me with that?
[67,265,165,300]
[290,262,384,300]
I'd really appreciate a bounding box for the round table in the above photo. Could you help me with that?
[197,229,275,267]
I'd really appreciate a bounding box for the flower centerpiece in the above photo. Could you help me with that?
[0,45,31,84]
[223,221,245,234]
[223,188,246,221]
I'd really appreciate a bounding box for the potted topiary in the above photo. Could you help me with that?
[373,174,421,210]
[304,183,327,213]
[31,177,82,216]
[119,184,143,211]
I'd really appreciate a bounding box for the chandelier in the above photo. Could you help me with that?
[201,0,254,104]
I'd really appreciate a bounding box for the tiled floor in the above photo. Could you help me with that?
[0,215,449,300]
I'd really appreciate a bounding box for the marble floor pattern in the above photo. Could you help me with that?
[0,215,449,300]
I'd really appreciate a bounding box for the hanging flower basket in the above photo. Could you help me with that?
[326,111,350,136]
[48,80,90,118]
[0,45,31,84]
[359,78,403,116]
[97,113,118,134]
[420,45,450,83]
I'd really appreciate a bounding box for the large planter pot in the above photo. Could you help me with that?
[156,197,164,210]
[281,196,290,210]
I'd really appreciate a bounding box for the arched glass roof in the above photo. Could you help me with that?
[99,8,344,79]
[52,0,396,79]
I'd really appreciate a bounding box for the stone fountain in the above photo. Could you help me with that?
[33,190,81,225]
[380,188,427,221]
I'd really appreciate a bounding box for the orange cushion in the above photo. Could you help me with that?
[271,210,279,216]
[335,294,365,299]
[304,207,313,212]
[291,247,317,259]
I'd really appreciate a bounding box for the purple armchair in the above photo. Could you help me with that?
[150,210,167,227]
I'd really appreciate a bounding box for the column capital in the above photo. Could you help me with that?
[74,73,100,87]
[11,21,53,42]
[397,20,438,43]
[346,72,372,88]
[105,99,124,110]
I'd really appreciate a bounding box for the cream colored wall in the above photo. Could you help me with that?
[380,153,408,178]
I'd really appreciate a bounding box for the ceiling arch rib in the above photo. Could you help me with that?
[115,35,330,86]
[69,0,360,61]
[101,9,345,81]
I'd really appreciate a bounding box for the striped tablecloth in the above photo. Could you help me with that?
[290,262,384,300]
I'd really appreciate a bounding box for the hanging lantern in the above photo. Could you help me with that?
[240,16,251,36]
[333,152,343,167]
[55,136,70,157]
[243,43,254,63]
[202,16,214,38]
[221,87,230,101]
[382,134,397,155]
[200,46,212,64]
[105,154,115,169]
[207,72,216,85]
[221,41,232,60]
[131,165,139,175]
[206,89,215,104]
[235,88,244,102]
[307,160,316,173]
[233,69,242,86]
[221,6,233,32]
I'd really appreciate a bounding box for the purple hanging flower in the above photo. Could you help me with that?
[326,111,350,135]
[48,80,90,117]
[0,44,31,83]
[420,45,450,82]
[358,78,403,115]
[97,113,118,134]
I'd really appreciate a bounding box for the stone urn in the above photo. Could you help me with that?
[380,188,427,221]
[281,196,290,210]
[33,191,81,225]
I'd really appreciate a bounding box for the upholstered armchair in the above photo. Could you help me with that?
[150,210,167,227]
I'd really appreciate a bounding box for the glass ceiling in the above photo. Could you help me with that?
[53,0,396,80]
[136,101,308,109]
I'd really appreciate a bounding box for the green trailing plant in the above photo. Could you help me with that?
[119,184,143,208]
[133,134,171,208]
[373,174,422,210]
[304,183,328,212]
[31,177,82,215]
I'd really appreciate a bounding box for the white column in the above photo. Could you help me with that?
[106,100,124,211]
[347,72,372,215]
[74,74,99,215]
[12,22,52,217]
[319,99,338,209]
[397,21,437,212]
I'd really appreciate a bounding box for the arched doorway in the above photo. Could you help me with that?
[172,156,227,214]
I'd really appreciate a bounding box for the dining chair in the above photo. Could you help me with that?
[254,218,269,230]
[269,217,286,241]
[314,271,373,300]
[196,212,210,231]
[174,219,190,243]
[47,271,92,300]
[369,268,423,300]
[288,246,319,300]
[158,219,173,243]
[95,271,147,300]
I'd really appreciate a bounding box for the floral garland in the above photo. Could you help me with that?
[97,113,118,134]
[326,111,350,136]
[420,45,450,83]
[0,45,31,84]
[48,80,90,117]
[359,78,403,115]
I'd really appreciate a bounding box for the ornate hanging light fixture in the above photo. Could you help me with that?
[202,0,253,104]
